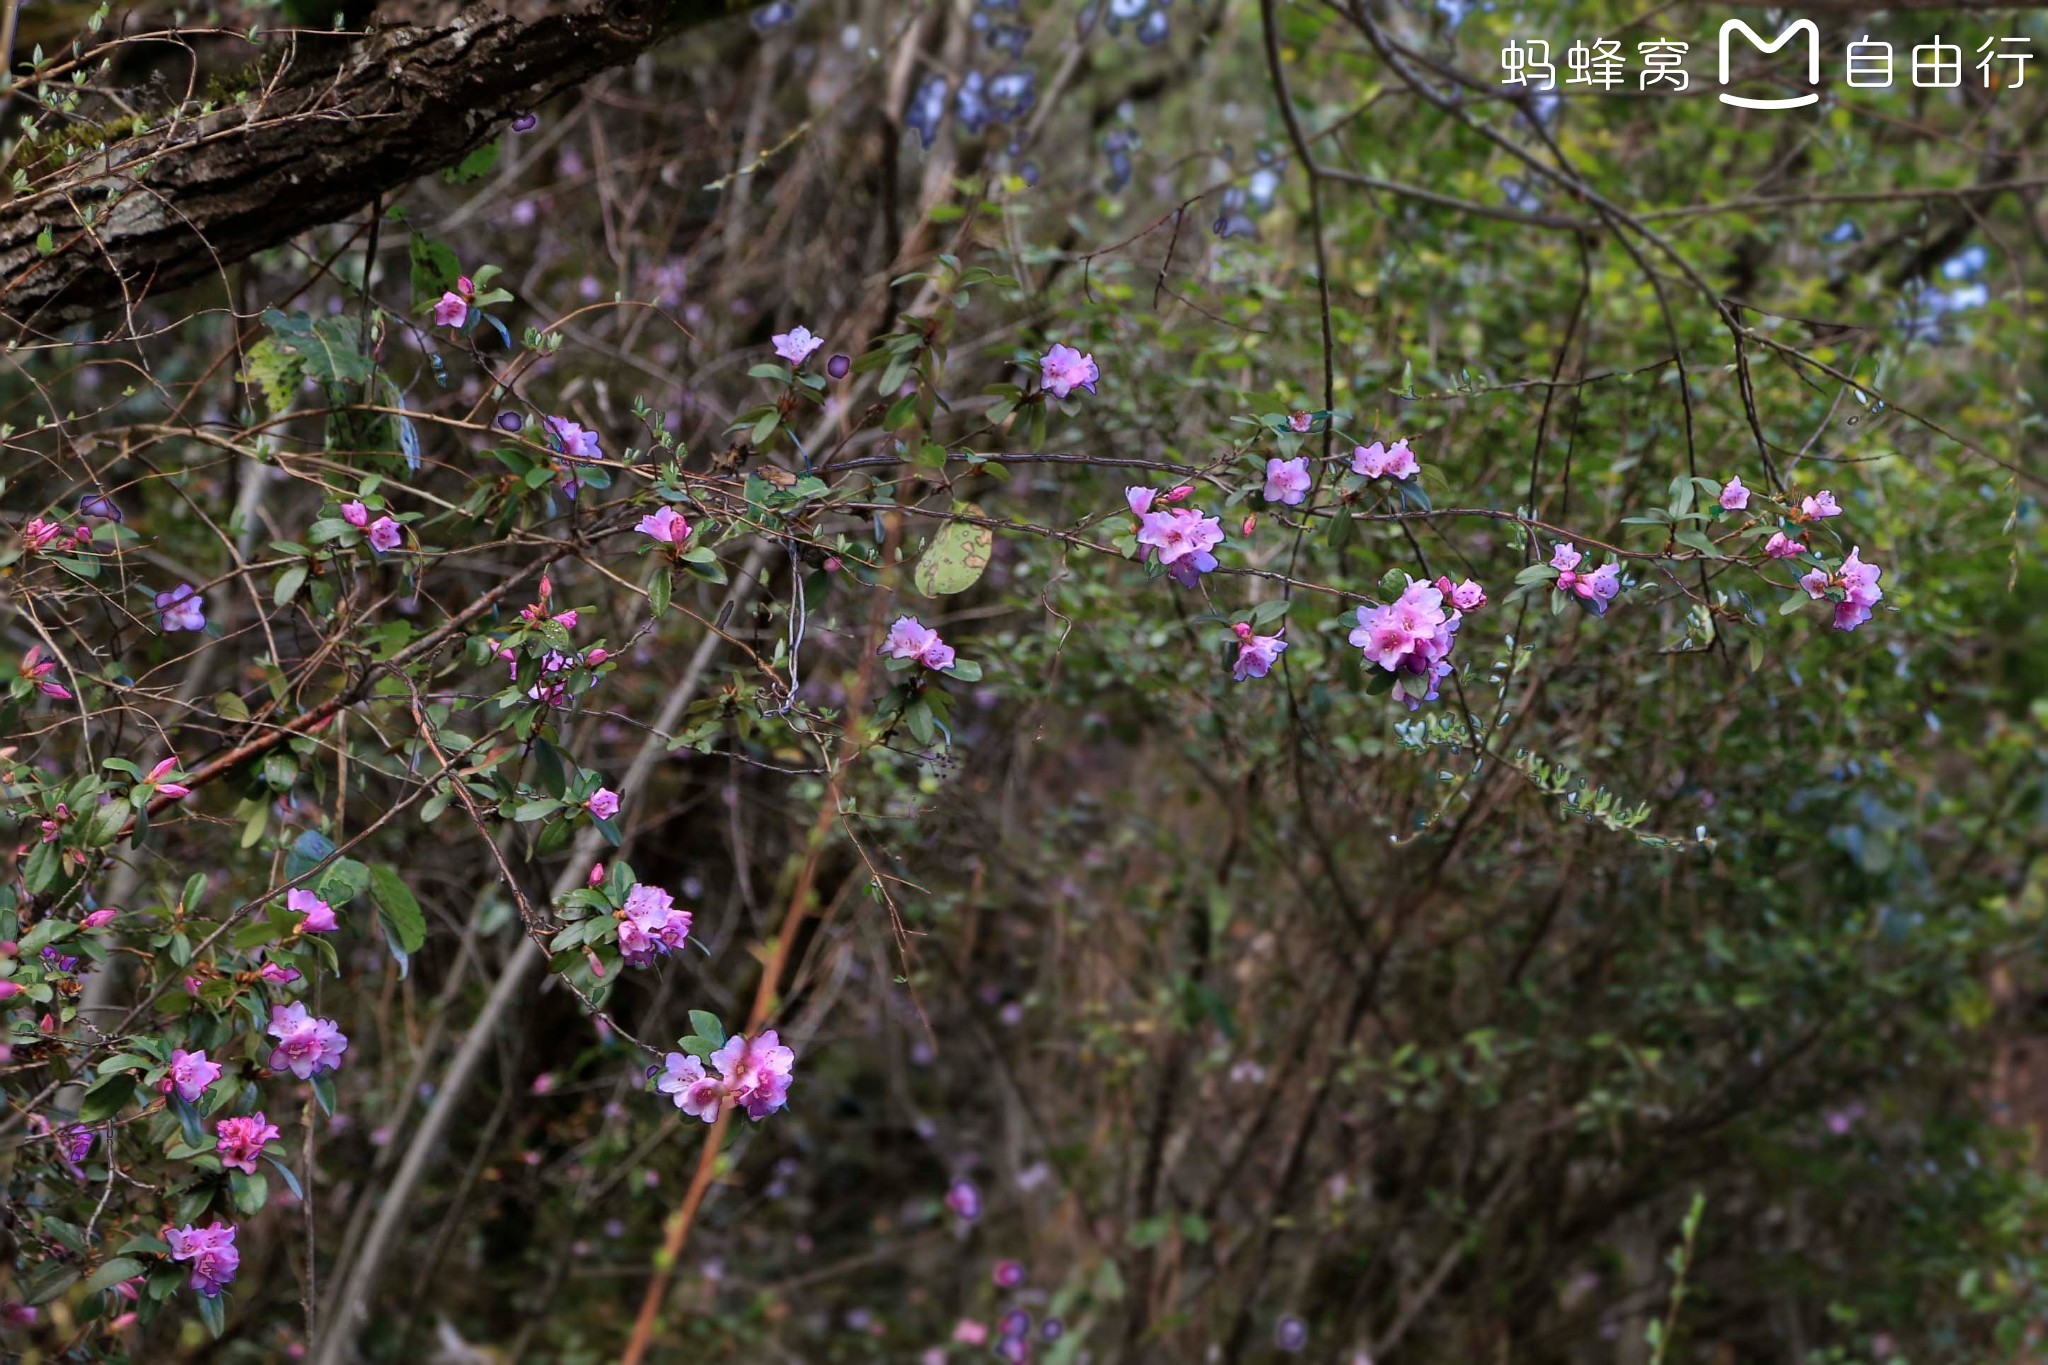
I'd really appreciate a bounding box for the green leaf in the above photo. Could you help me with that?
[687,1010,726,1048]
[443,138,500,184]
[78,1072,136,1123]
[23,1262,80,1305]
[409,233,462,310]
[197,1286,226,1337]
[369,865,427,954]
[239,337,304,416]
[912,505,994,596]
[273,564,308,606]
[82,1257,146,1296]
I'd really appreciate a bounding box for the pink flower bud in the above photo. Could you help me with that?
[0,981,22,1000]
[145,757,179,784]
[1241,515,1257,536]
[1164,484,1194,503]
[585,648,608,665]
[589,863,606,887]
[80,909,118,930]
[156,783,191,800]
[824,556,842,572]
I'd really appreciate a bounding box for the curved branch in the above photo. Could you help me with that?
[0,0,736,337]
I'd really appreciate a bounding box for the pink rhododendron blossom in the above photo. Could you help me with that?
[657,1052,725,1122]
[1719,476,1751,511]
[288,889,337,934]
[1136,508,1225,588]
[267,1003,349,1079]
[214,1113,280,1175]
[1125,486,1156,516]
[164,1049,222,1104]
[1287,410,1313,433]
[1766,531,1805,559]
[165,1223,239,1297]
[340,500,369,528]
[1352,439,1419,480]
[543,416,602,460]
[1800,546,1885,631]
[881,616,957,671]
[1038,343,1098,399]
[617,884,692,967]
[588,788,620,820]
[367,516,403,553]
[20,517,62,552]
[156,584,206,633]
[1264,457,1311,506]
[1436,576,1488,612]
[711,1029,797,1119]
[1550,543,1623,614]
[19,646,70,700]
[1231,622,1288,681]
[637,506,689,543]
[1800,490,1842,519]
[1349,577,1462,709]
[772,326,824,365]
[432,290,468,329]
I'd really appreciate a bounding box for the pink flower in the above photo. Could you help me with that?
[772,326,824,365]
[164,1049,222,1104]
[80,908,118,930]
[20,517,62,552]
[266,1002,348,1079]
[1135,508,1225,588]
[288,888,337,935]
[1436,577,1487,611]
[1038,343,1099,400]
[366,516,403,553]
[1800,490,1842,519]
[1263,457,1311,506]
[881,616,958,672]
[19,646,70,700]
[945,1177,982,1221]
[1230,622,1288,681]
[145,756,191,799]
[257,961,301,985]
[954,1319,991,1346]
[1765,531,1805,559]
[340,500,369,529]
[0,981,22,1001]
[165,1223,239,1297]
[1287,411,1313,433]
[213,1113,280,1175]
[1125,486,1156,516]
[433,291,469,329]
[1351,439,1418,480]
[155,584,206,633]
[543,416,602,460]
[993,1259,1026,1289]
[1718,476,1750,511]
[657,1052,725,1122]
[1551,544,1622,614]
[588,788,620,820]
[1349,577,1462,710]
[1800,545,1884,631]
[710,1029,796,1120]
[616,884,692,968]
[637,506,689,544]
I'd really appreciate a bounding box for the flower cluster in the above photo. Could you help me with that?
[165,1222,239,1297]
[164,1049,222,1104]
[1351,577,1463,709]
[1129,487,1225,589]
[1352,438,1419,481]
[1800,547,1885,631]
[1231,622,1288,681]
[1039,342,1099,400]
[1550,543,1621,614]
[616,884,693,967]
[658,1029,797,1122]
[213,1113,280,1175]
[266,1003,349,1079]
[18,646,70,700]
[636,505,690,544]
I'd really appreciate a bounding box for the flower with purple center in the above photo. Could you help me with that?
[1350,577,1462,710]
[1799,545,1885,631]
[1038,342,1099,400]
[266,1002,349,1079]
[1263,456,1311,506]
[588,788,620,821]
[636,506,689,544]
[1231,622,1287,681]
[1135,507,1225,589]
[543,416,602,461]
[1766,531,1806,559]
[165,1222,239,1297]
[658,1051,726,1122]
[432,290,468,329]
[1718,475,1750,511]
[214,1113,280,1175]
[1351,439,1419,481]
[772,326,824,365]
[164,1049,222,1104]
[617,884,692,967]
[156,584,206,633]
[1800,490,1842,519]
[367,517,403,553]
[340,500,369,529]
[1287,410,1313,434]
[1550,543,1623,615]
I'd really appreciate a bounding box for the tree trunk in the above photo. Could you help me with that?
[0,0,733,337]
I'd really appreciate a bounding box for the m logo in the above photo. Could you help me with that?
[1718,19,1822,108]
